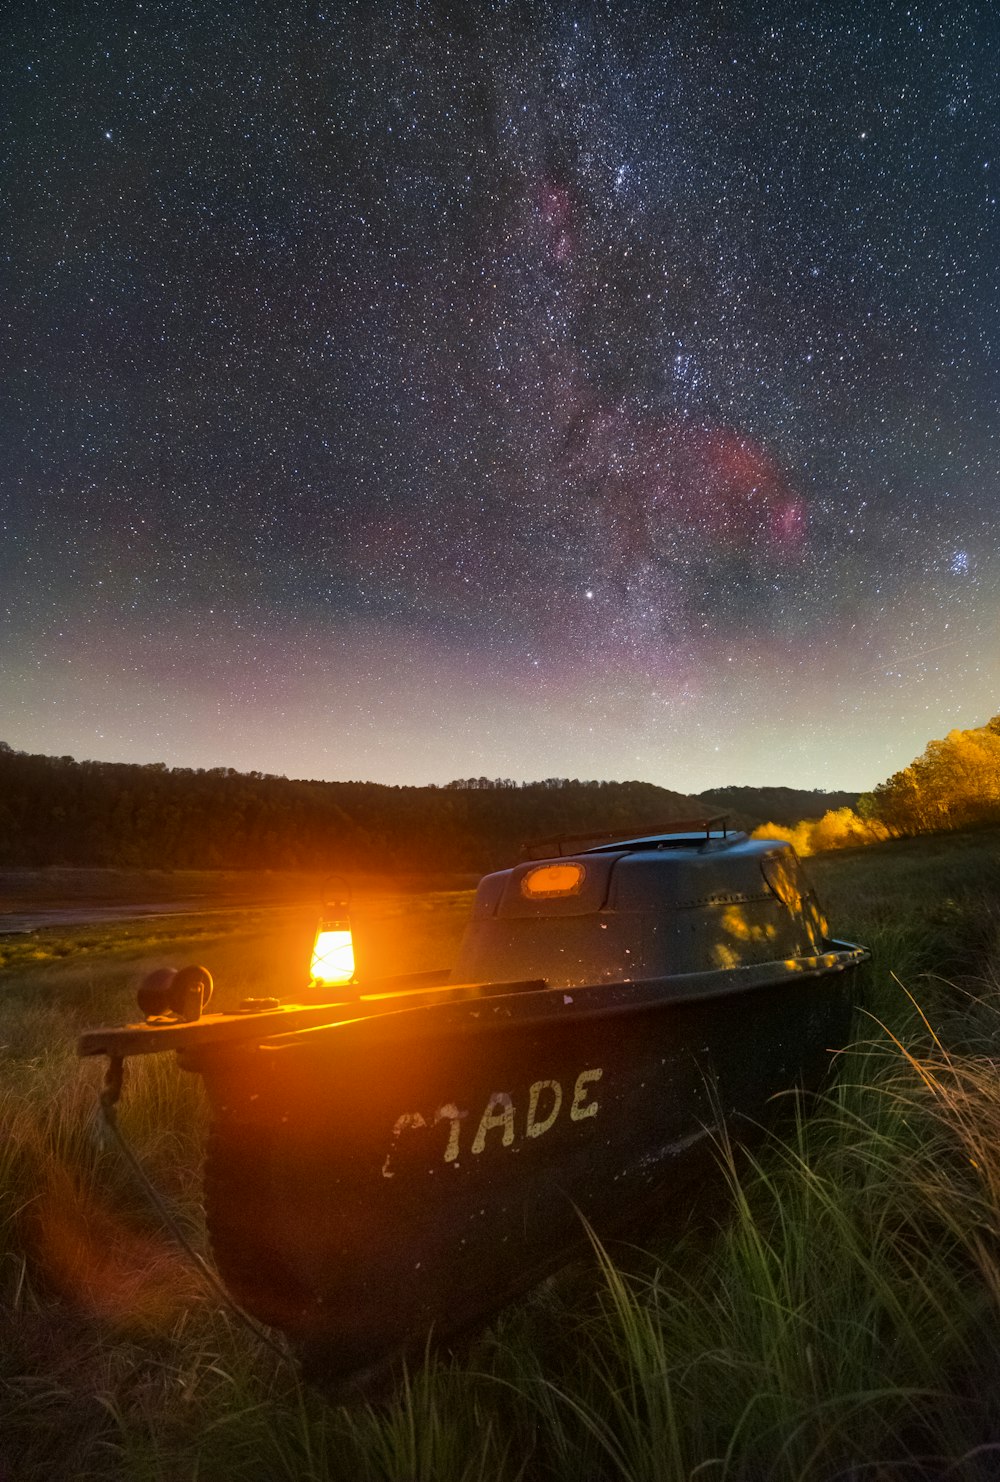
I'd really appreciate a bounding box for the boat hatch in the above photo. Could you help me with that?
[452,834,828,988]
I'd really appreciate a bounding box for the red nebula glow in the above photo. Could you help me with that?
[561,394,808,579]
[676,427,807,551]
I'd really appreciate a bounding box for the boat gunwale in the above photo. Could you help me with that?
[77,941,869,1063]
[76,936,871,1067]
[253,939,868,1053]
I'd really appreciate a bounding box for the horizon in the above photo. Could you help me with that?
[0,731,895,797]
[3,637,995,800]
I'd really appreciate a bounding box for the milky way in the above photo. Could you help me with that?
[3,2,998,790]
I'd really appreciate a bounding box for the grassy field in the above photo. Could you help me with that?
[3,832,1000,1480]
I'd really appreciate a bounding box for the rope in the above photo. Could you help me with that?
[98,1056,292,1363]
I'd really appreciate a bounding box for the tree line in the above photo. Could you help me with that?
[2,714,995,873]
[0,744,709,873]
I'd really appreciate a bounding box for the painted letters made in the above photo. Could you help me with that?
[381,1067,604,1174]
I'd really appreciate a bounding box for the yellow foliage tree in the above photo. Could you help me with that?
[750,714,1000,856]
[861,715,1000,836]
[752,808,889,858]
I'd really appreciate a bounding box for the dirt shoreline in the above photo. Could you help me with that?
[0,902,265,935]
[0,866,479,914]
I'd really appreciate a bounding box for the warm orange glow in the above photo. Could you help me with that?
[310,922,356,985]
[752,807,890,858]
[23,1123,196,1331]
[521,861,586,898]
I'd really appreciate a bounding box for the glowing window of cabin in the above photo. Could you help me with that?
[521,862,587,898]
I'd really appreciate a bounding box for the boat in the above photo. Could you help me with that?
[78,823,868,1388]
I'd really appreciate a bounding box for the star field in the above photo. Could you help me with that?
[3,1,998,790]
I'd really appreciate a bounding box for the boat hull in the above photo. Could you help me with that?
[191,962,858,1384]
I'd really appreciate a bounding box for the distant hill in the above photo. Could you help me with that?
[695,786,862,829]
[0,745,709,874]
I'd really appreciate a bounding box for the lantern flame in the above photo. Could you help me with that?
[310,921,355,986]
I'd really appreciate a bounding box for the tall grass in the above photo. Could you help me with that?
[3,839,1000,1479]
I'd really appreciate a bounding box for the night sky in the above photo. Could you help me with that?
[4,1,998,792]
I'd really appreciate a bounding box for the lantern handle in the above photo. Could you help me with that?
[319,873,352,913]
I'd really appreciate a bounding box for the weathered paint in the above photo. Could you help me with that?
[381,1067,604,1175]
[472,1091,515,1153]
[525,1078,561,1137]
[380,1111,428,1179]
[435,1103,465,1162]
[570,1067,602,1119]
